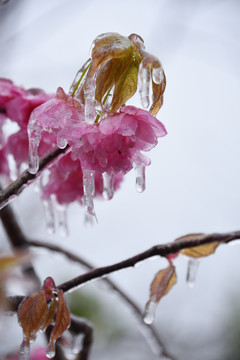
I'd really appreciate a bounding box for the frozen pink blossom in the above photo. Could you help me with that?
[6,347,48,360]
[41,152,123,205]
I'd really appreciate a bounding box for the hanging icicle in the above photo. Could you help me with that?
[186,258,200,288]
[102,171,114,200]
[134,163,146,193]
[82,169,95,216]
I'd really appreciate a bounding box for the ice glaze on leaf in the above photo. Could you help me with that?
[150,72,166,115]
[18,290,48,346]
[149,264,177,304]
[48,289,71,355]
[176,233,220,258]
[41,297,58,333]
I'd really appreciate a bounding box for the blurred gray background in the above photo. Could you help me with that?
[0,0,240,359]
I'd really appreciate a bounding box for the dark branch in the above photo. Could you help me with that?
[0,145,69,210]
[27,239,172,358]
[58,231,240,293]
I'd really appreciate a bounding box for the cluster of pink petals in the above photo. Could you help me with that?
[42,152,123,205]
[30,88,167,175]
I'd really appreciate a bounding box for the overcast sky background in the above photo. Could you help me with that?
[0,0,240,359]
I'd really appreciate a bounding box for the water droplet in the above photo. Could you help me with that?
[27,118,41,174]
[19,338,30,360]
[152,66,164,85]
[139,64,150,109]
[102,171,114,200]
[55,201,69,237]
[57,134,67,149]
[143,301,157,325]
[134,163,146,193]
[84,77,96,124]
[82,169,95,216]
[46,343,56,359]
[186,258,200,288]
[42,197,55,234]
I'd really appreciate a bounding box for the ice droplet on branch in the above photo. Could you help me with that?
[143,301,157,325]
[42,198,55,234]
[82,169,95,216]
[46,343,56,359]
[139,64,150,109]
[84,78,96,124]
[186,258,200,288]
[28,118,41,174]
[102,171,114,200]
[134,163,146,193]
[152,66,164,85]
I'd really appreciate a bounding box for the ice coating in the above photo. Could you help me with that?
[102,171,114,200]
[46,343,56,359]
[57,134,67,149]
[143,301,158,325]
[84,77,96,124]
[82,169,95,216]
[134,163,146,193]
[42,198,55,235]
[152,66,164,85]
[138,64,150,109]
[28,118,41,174]
[69,59,91,97]
[186,258,200,288]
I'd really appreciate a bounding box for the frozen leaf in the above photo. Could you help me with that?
[18,290,48,346]
[149,264,177,303]
[47,290,71,358]
[150,73,166,115]
[176,233,220,258]
[41,297,58,333]
[144,264,176,324]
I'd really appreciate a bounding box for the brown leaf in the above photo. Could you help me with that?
[48,289,71,353]
[41,297,58,333]
[176,233,220,258]
[18,290,48,346]
[149,264,177,303]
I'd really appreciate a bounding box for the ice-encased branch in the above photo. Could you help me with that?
[0,145,69,210]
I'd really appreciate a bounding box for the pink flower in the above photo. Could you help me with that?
[67,105,167,174]
[41,152,123,205]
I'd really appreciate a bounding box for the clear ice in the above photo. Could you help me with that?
[42,198,55,235]
[84,77,96,124]
[134,163,146,193]
[143,301,158,325]
[46,343,56,359]
[82,169,95,216]
[27,118,41,174]
[69,59,91,97]
[19,338,30,360]
[57,134,68,149]
[102,171,114,200]
[139,64,150,109]
[152,66,164,85]
[186,258,200,288]
[55,201,69,237]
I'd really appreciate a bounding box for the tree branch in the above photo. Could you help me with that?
[0,145,69,210]
[27,239,172,359]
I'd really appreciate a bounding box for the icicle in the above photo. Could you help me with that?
[28,119,41,174]
[19,338,30,360]
[134,163,146,193]
[186,258,200,288]
[42,198,55,234]
[46,342,56,359]
[152,66,164,85]
[139,64,150,109]
[55,201,69,237]
[82,169,95,216]
[143,301,158,325]
[84,78,96,124]
[57,134,67,149]
[84,212,95,226]
[102,171,114,200]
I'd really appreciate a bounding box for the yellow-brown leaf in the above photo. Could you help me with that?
[176,233,220,258]
[149,264,177,303]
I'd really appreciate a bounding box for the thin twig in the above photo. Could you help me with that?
[27,239,171,359]
[0,145,69,210]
